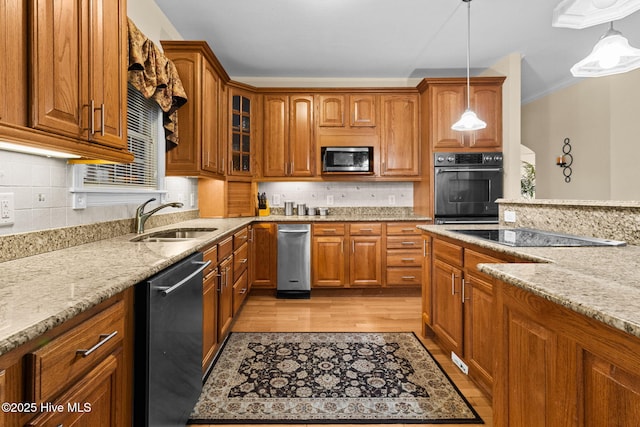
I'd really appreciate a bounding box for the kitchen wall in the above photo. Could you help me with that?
[522,68,640,201]
[258,182,413,209]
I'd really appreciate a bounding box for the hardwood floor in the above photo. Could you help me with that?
[202,290,493,427]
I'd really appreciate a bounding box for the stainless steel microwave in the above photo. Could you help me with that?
[321,146,373,173]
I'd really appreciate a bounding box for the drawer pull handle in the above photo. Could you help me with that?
[323,229,337,233]
[359,228,374,232]
[402,276,416,280]
[401,241,416,246]
[76,331,118,358]
[401,258,415,262]
[240,258,248,264]
[239,288,247,295]
[401,228,414,232]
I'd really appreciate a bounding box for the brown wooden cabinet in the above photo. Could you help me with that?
[421,235,432,336]
[250,223,277,288]
[217,236,234,341]
[262,94,314,177]
[0,292,134,427]
[421,77,505,152]
[380,94,420,176]
[386,223,423,287]
[202,243,219,372]
[312,224,348,287]
[349,223,383,287]
[161,41,229,178]
[229,88,255,176]
[31,0,127,150]
[318,94,377,128]
[432,257,464,354]
[494,279,640,427]
[232,227,250,314]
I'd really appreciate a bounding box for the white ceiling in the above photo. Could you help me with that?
[154,0,640,104]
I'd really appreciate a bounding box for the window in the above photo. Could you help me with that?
[71,85,165,207]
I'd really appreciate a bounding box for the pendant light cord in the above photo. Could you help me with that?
[465,0,471,110]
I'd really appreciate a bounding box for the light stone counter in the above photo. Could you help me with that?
[0,213,430,357]
[418,224,640,340]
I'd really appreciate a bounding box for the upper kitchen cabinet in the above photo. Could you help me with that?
[318,94,376,128]
[31,0,127,150]
[380,94,420,176]
[161,41,230,178]
[0,0,133,163]
[262,94,314,178]
[229,86,256,177]
[420,77,505,151]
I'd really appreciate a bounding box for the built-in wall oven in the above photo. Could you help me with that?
[434,152,503,224]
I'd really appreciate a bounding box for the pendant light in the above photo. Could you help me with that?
[451,0,486,132]
[570,22,640,77]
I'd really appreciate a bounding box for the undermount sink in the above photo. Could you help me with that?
[130,228,218,242]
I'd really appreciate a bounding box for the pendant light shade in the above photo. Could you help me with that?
[571,23,640,77]
[452,0,486,132]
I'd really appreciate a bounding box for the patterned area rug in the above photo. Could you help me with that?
[189,332,483,424]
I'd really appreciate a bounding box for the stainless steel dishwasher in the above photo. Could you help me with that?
[134,252,210,427]
[277,223,311,298]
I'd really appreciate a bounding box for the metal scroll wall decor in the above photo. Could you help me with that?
[556,137,573,183]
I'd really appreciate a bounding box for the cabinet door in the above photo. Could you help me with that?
[432,259,463,355]
[431,85,465,149]
[0,0,28,126]
[470,85,502,149]
[312,236,347,287]
[350,236,383,287]
[251,223,277,288]
[202,271,218,372]
[263,95,288,176]
[31,0,87,139]
[289,95,315,176]
[318,95,345,127]
[87,0,126,149]
[202,61,220,174]
[217,257,234,341]
[350,95,376,127]
[232,270,249,315]
[230,91,253,175]
[421,236,432,331]
[463,272,495,395]
[380,95,420,176]
[26,354,120,427]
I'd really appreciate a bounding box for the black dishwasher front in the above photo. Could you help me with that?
[134,252,210,427]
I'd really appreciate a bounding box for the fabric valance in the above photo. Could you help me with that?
[127,18,187,151]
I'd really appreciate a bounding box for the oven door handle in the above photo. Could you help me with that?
[437,167,503,173]
[159,260,211,297]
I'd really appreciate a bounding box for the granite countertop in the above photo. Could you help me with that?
[0,214,431,357]
[418,224,640,340]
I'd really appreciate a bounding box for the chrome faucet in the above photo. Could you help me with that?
[134,198,184,234]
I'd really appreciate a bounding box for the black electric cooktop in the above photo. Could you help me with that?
[451,228,626,247]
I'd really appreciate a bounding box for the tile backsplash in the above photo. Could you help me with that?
[258,181,413,208]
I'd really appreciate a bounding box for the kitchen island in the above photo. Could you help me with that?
[419,223,640,427]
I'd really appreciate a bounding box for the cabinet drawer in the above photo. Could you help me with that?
[386,268,422,286]
[433,238,463,267]
[202,244,218,279]
[233,242,249,278]
[27,300,125,403]
[218,236,233,260]
[350,223,382,235]
[386,222,420,235]
[313,223,346,236]
[465,248,502,279]
[387,235,422,249]
[232,270,249,315]
[233,227,249,248]
[386,249,423,267]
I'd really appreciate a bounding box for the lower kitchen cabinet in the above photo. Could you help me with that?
[386,223,424,287]
[312,234,347,287]
[250,223,277,288]
[202,244,219,372]
[494,278,640,427]
[424,233,529,397]
[217,236,234,343]
[0,291,133,427]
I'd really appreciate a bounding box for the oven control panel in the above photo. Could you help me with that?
[434,152,503,167]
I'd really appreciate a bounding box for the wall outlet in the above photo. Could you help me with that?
[326,195,334,205]
[0,193,15,226]
[272,193,281,206]
[451,352,469,375]
[190,193,195,208]
[388,195,396,205]
[504,210,517,223]
[72,193,87,210]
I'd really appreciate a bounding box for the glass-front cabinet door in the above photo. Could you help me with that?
[230,90,252,175]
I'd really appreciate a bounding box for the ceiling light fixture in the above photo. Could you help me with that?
[570,22,640,77]
[451,0,486,132]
